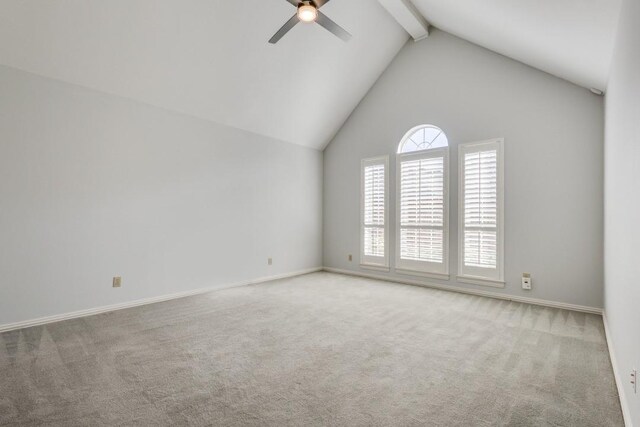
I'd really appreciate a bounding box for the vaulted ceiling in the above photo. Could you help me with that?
[411,0,621,92]
[0,0,408,150]
[0,0,622,150]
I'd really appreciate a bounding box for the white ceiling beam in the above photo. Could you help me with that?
[378,0,429,41]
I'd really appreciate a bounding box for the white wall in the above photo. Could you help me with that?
[324,30,605,309]
[0,65,323,326]
[604,0,640,422]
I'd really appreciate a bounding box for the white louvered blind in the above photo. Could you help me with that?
[458,139,503,283]
[363,164,385,257]
[395,146,449,276]
[400,157,444,263]
[361,157,388,268]
[463,150,497,268]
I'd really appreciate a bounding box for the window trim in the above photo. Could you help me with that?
[457,138,505,287]
[395,147,450,279]
[360,156,389,271]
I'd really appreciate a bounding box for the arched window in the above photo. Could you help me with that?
[398,125,448,153]
[396,125,450,278]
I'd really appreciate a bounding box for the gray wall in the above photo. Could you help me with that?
[324,30,604,308]
[0,65,323,326]
[604,0,640,422]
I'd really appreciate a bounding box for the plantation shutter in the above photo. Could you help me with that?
[363,164,385,257]
[396,148,449,276]
[464,150,497,268]
[361,157,388,268]
[458,139,504,284]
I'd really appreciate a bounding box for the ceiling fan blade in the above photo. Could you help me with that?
[313,0,330,8]
[269,14,300,44]
[285,0,299,6]
[315,11,351,42]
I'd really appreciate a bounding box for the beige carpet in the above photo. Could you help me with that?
[0,272,623,426]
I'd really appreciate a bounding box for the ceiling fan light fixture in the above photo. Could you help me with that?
[298,3,318,23]
[268,0,352,44]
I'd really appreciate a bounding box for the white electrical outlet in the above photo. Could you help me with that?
[522,273,532,290]
[268,258,273,266]
[112,277,122,288]
[632,369,637,394]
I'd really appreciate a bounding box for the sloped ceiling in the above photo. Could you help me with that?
[0,0,622,150]
[410,0,621,91]
[0,0,408,150]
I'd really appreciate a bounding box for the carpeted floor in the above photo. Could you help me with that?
[0,272,623,426]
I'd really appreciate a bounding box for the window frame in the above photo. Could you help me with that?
[395,146,450,280]
[457,138,505,288]
[360,155,389,271]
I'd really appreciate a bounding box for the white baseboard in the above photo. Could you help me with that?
[323,267,603,315]
[0,267,322,333]
[603,312,633,427]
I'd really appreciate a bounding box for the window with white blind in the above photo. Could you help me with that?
[396,125,449,278]
[458,139,504,287]
[361,156,389,270]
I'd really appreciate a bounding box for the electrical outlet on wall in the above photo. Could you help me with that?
[348,254,352,262]
[522,273,532,290]
[268,257,273,266]
[113,277,122,288]
[631,369,637,394]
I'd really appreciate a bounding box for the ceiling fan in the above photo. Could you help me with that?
[269,0,352,44]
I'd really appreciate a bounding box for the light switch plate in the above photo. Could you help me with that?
[113,277,122,288]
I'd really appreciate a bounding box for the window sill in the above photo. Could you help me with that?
[456,275,505,288]
[360,264,390,272]
[395,268,450,281]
